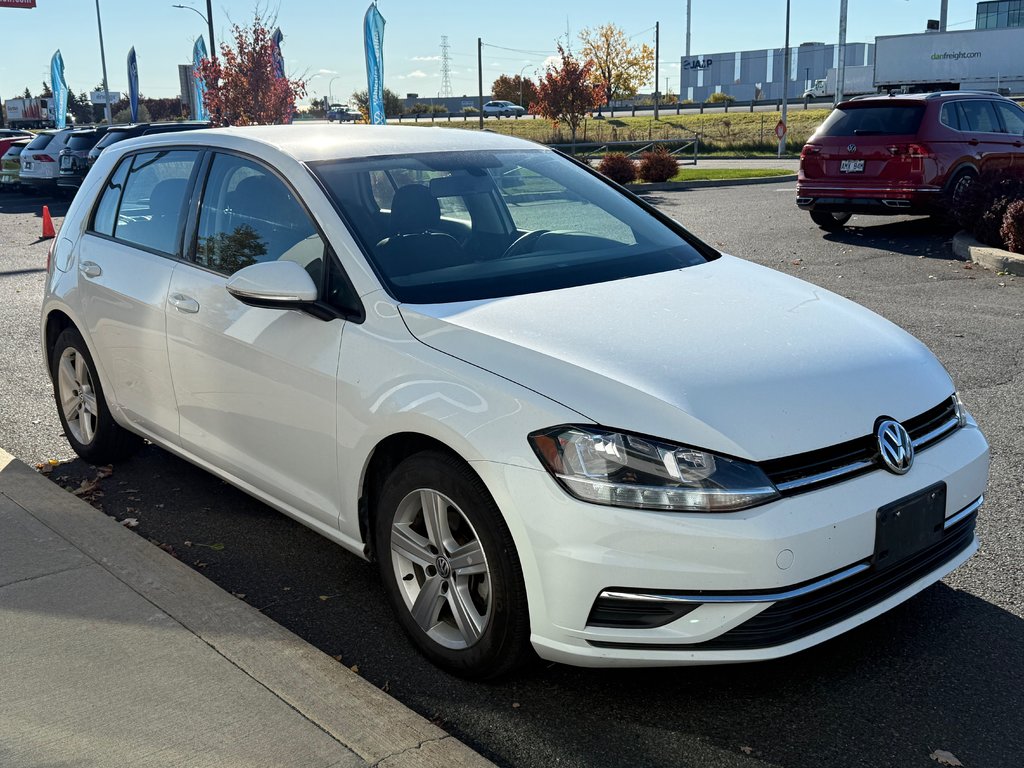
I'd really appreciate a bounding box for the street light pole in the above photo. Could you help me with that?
[173,4,213,57]
[778,0,791,158]
[836,0,848,105]
[328,76,339,105]
[94,0,113,124]
[519,62,530,108]
[685,0,692,58]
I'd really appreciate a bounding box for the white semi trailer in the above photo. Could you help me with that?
[874,27,1024,94]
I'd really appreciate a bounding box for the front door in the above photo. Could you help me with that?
[164,152,345,529]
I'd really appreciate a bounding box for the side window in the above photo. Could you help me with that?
[369,170,396,209]
[958,100,1001,134]
[112,150,198,254]
[195,154,326,284]
[995,101,1024,135]
[90,159,130,236]
[940,102,961,131]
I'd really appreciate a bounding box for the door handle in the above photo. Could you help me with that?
[169,293,200,314]
[967,139,980,146]
[79,261,102,278]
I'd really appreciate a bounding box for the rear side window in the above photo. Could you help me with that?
[25,134,55,150]
[194,153,324,279]
[940,102,961,131]
[111,150,199,254]
[94,130,133,151]
[90,159,131,236]
[995,101,1024,134]
[957,100,1001,133]
[817,106,925,137]
[67,133,102,151]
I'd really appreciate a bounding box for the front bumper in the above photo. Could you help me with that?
[477,422,988,667]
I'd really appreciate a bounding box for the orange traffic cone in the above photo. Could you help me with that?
[41,206,56,239]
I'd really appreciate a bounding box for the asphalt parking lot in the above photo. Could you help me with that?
[1,182,1022,768]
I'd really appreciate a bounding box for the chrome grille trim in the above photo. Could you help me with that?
[944,495,983,530]
[912,416,960,451]
[775,460,876,492]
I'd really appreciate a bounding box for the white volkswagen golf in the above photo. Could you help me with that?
[41,125,989,678]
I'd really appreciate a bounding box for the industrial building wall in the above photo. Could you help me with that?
[681,42,874,102]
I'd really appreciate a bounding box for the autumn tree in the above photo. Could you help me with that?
[196,12,306,126]
[532,45,604,146]
[491,74,537,110]
[578,23,655,106]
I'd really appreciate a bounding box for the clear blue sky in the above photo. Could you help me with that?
[1,0,983,105]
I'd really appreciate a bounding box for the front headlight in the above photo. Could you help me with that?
[528,426,780,513]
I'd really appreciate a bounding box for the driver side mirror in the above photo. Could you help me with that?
[226,260,318,311]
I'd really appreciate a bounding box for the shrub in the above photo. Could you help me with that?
[706,92,735,104]
[597,152,637,185]
[637,146,678,183]
[955,169,1024,243]
[1001,199,1024,254]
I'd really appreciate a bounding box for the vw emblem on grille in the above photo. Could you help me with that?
[435,555,452,579]
[876,419,914,475]
[847,143,857,153]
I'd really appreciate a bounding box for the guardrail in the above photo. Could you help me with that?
[549,138,699,163]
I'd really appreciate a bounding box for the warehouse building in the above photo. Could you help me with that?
[680,41,874,103]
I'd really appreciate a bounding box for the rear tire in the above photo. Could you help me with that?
[810,210,852,231]
[50,327,140,464]
[374,451,531,679]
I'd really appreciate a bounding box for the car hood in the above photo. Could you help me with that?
[399,255,953,461]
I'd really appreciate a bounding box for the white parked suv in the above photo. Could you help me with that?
[19,128,75,192]
[40,125,988,678]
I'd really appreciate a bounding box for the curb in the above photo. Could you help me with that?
[952,231,1024,276]
[0,448,492,768]
[630,173,797,192]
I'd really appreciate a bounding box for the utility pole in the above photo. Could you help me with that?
[94,0,112,124]
[685,0,692,57]
[477,37,484,129]
[939,0,948,31]
[778,0,791,158]
[836,0,848,105]
[205,0,215,57]
[654,21,660,120]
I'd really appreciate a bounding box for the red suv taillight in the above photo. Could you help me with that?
[887,143,932,158]
[800,145,821,160]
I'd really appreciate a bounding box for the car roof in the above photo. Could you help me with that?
[843,90,1015,107]
[110,124,543,163]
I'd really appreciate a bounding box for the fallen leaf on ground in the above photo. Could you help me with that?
[512,702,521,709]
[350,664,359,674]
[36,462,54,475]
[120,518,139,528]
[930,750,963,766]
[194,542,225,551]
[72,478,99,497]
[740,746,753,755]
[97,465,113,478]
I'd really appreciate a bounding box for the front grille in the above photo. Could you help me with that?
[587,509,976,652]
[761,396,959,495]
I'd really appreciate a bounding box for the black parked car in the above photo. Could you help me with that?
[57,127,109,192]
[86,121,213,168]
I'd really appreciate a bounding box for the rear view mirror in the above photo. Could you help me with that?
[226,260,318,308]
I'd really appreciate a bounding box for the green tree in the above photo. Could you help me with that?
[40,81,53,97]
[533,45,603,145]
[578,23,655,105]
[491,74,537,110]
[351,87,403,120]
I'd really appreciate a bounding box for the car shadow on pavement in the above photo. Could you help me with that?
[38,445,1024,768]
[0,193,70,218]
[823,217,962,260]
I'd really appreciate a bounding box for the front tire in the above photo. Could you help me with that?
[50,327,140,463]
[374,451,531,679]
[810,210,852,231]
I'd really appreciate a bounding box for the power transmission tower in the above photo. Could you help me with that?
[440,35,453,98]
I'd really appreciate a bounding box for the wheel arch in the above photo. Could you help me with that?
[943,162,979,193]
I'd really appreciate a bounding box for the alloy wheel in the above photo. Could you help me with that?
[389,489,492,649]
[56,347,99,445]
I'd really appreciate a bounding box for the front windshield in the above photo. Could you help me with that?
[312,149,712,303]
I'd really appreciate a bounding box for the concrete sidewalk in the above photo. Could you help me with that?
[0,448,491,768]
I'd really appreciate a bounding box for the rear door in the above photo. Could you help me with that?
[75,149,201,443]
[164,151,346,529]
[993,100,1024,171]
[956,99,1014,173]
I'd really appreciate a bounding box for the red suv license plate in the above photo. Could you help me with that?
[874,482,946,571]
[840,160,865,173]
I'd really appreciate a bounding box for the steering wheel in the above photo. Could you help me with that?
[500,229,549,259]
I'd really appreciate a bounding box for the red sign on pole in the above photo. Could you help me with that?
[775,120,787,140]
[0,0,37,7]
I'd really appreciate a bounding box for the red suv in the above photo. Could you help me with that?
[797,91,1024,230]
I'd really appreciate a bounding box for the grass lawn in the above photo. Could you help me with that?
[665,168,795,182]
[400,109,831,153]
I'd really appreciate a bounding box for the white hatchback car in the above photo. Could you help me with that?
[482,100,526,117]
[41,125,988,678]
